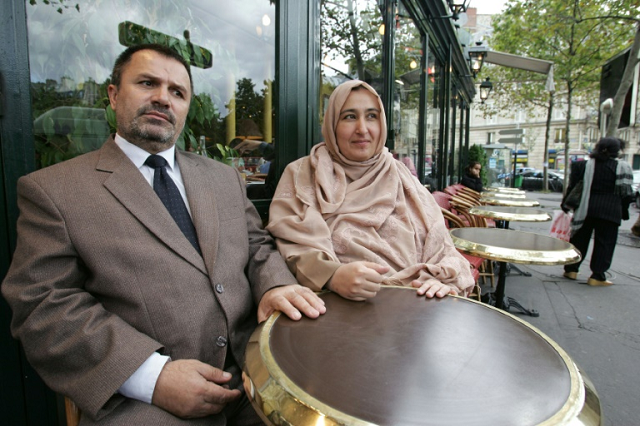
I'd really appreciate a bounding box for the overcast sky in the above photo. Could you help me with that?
[469,0,508,15]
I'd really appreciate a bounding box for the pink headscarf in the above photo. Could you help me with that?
[267,80,474,293]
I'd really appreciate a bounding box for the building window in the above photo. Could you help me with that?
[487,132,495,143]
[26,0,276,199]
[554,128,566,144]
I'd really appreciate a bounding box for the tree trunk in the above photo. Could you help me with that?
[543,92,554,191]
[346,0,365,80]
[563,82,573,195]
[606,23,640,137]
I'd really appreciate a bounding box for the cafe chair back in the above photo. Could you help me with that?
[65,397,80,426]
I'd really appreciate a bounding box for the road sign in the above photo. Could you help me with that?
[499,129,524,135]
[499,137,523,144]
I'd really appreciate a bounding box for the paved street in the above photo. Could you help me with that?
[479,190,640,425]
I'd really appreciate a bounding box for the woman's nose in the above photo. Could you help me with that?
[355,117,368,134]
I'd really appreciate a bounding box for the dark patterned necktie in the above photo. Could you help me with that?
[144,155,201,253]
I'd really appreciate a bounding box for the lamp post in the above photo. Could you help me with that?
[445,0,469,20]
[447,0,470,18]
[479,77,493,104]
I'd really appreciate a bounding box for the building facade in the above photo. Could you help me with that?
[0,1,481,424]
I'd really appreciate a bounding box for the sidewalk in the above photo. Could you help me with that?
[479,190,640,424]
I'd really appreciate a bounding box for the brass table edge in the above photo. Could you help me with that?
[469,207,552,222]
[243,288,598,425]
[450,229,581,265]
[481,198,541,207]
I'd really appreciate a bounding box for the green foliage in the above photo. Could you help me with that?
[213,144,239,166]
[29,0,80,14]
[321,0,383,80]
[485,0,637,118]
[468,144,488,186]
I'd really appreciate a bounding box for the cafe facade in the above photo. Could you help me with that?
[0,0,479,423]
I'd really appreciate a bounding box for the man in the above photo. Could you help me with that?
[2,44,325,425]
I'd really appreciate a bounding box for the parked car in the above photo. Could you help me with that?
[633,170,640,207]
[497,167,539,187]
[520,169,564,192]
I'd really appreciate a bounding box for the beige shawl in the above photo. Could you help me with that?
[267,80,474,294]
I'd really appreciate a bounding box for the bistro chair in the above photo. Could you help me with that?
[432,191,475,227]
[439,208,482,300]
[65,397,80,426]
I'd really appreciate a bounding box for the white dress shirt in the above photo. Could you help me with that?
[114,134,187,403]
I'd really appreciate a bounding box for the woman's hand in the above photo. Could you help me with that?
[411,280,459,298]
[327,262,390,301]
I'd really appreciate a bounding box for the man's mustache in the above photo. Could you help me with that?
[136,105,176,125]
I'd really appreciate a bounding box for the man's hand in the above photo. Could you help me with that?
[258,284,326,323]
[151,359,241,418]
[411,280,459,298]
[327,262,390,301]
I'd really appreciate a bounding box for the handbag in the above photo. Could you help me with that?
[549,210,572,242]
[562,180,583,211]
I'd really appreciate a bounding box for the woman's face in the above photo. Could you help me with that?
[335,89,382,162]
[470,163,481,177]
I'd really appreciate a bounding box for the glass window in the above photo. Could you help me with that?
[320,0,383,123]
[26,0,275,199]
[426,51,440,186]
[393,3,422,178]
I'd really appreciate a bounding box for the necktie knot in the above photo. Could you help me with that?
[144,154,201,254]
[145,154,168,169]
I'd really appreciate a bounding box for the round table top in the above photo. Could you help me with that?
[450,227,581,265]
[484,187,526,194]
[470,206,552,222]
[243,287,597,426]
[481,196,541,207]
[481,191,526,199]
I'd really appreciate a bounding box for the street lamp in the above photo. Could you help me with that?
[447,0,470,19]
[479,77,493,104]
[467,44,487,78]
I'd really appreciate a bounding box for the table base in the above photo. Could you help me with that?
[506,263,532,277]
[490,260,540,317]
[482,292,540,317]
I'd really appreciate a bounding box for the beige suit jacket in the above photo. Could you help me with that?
[2,137,296,424]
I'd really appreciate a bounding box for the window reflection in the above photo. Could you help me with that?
[26,0,275,199]
[320,0,383,123]
[426,52,440,190]
[393,3,421,180]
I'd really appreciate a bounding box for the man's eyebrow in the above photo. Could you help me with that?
[138,72,188,93]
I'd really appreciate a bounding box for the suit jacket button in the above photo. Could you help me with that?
[216,336,227,347]
[215,284,224,294]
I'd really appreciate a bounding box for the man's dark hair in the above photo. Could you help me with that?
[590,137,626,160]
[111,43,193,94]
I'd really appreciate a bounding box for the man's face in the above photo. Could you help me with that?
[107,49,191,154]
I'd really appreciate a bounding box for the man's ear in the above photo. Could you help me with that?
[107,84,118,110]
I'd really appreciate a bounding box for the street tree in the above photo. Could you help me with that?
[486,0,637,192]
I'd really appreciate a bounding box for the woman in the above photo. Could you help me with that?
[562,137,633,286]
[460,161,483,192]
[267,80,474,301]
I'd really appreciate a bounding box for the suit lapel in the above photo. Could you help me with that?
[97,139,207,274]
[177,152,220,277]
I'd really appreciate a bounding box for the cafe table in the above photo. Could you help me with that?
[483,187,525,194]
[481,195,540,207]
[450,227,581,317]
[480,191,526,200]
[243,286,601,426]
